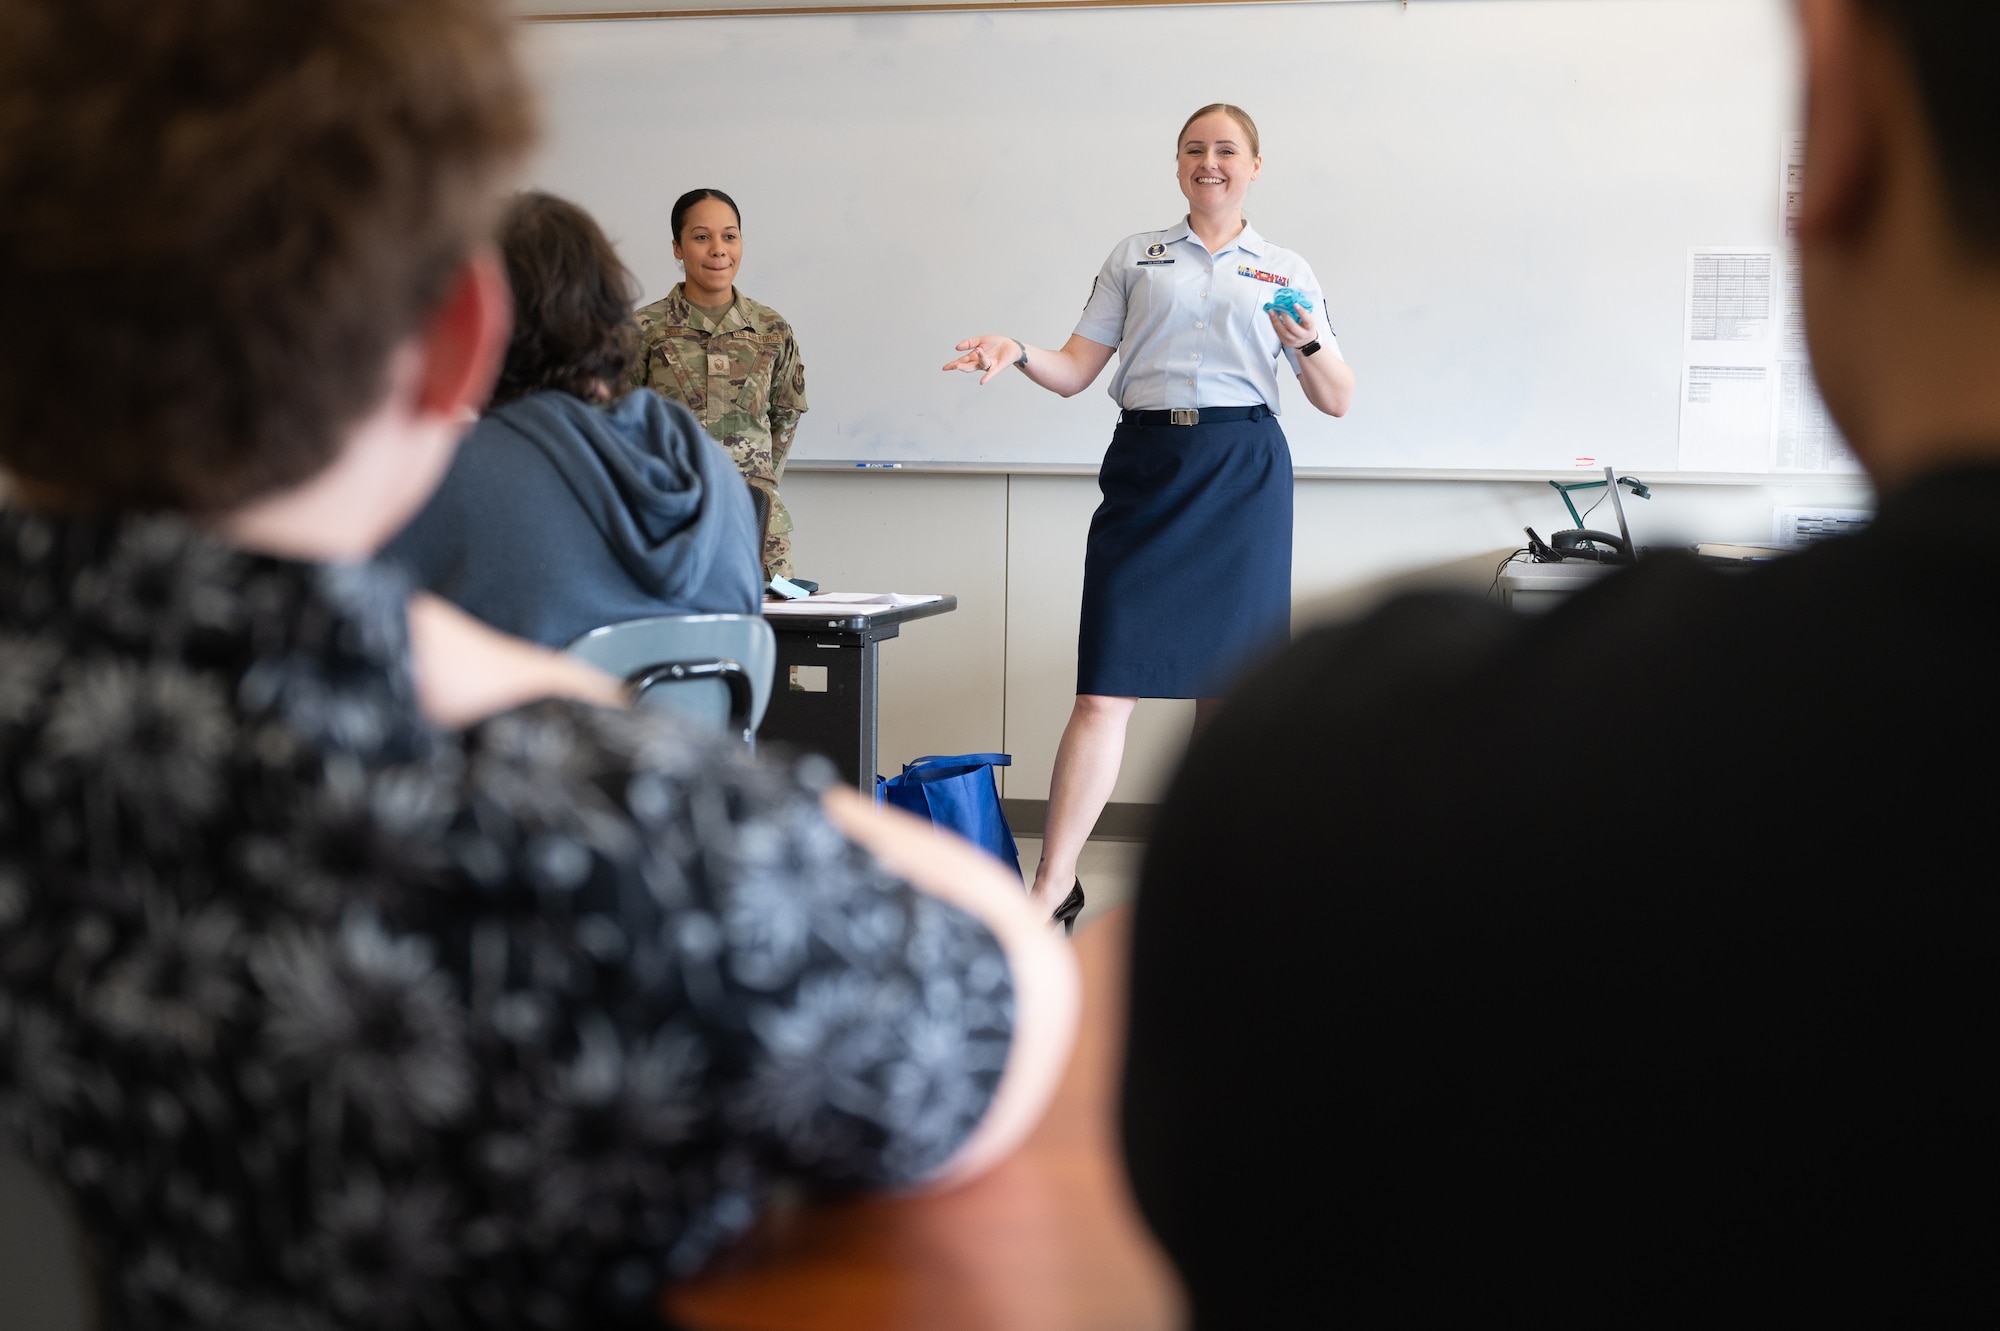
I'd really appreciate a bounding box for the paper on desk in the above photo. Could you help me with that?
[763,592,943,616]
[808,593,941,606]
[1697,542,1788,562]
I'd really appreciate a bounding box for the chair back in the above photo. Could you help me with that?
[566,613,776,743]
[0,1146,94,1329]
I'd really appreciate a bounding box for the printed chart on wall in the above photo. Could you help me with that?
[1677,134,1856,474]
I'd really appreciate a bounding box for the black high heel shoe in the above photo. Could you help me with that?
[1050,880,1085,936]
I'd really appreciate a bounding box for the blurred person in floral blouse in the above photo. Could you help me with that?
[0,1,1076,1327]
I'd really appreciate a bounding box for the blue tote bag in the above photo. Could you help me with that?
[877,753,1022,878]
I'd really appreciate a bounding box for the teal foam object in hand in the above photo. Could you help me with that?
[1263,286,1314,323]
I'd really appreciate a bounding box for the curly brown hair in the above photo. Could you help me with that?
[0,0,535,514]
[490,193,639,407]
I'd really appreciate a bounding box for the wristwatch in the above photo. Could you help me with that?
[1012,339,1031,369]
[1299,339,1323,358]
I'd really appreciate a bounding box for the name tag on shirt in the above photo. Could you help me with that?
[1136,259,1175,267]
[708,354,730,375]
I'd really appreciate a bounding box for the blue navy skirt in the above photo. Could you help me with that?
[1077,408,1293,699]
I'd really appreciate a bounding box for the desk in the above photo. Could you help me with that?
[663,907,1186,1331]
[759,595,957,791]
[1496,559,1619,613]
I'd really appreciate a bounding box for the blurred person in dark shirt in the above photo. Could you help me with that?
[1124,0,2000,1322]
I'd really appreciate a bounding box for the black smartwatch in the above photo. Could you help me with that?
[1299,339,1323,358]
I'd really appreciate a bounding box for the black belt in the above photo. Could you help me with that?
[1119,405,1270,427]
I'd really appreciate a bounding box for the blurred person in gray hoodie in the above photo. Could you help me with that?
[385,190,762,645]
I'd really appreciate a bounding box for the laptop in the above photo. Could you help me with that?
[1604,464,1637,561]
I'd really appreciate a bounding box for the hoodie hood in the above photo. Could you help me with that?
[488,389,750,599]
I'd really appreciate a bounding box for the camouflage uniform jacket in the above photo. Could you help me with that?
[631,285,807,579]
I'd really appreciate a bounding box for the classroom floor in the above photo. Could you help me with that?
[1015,837,1148,934]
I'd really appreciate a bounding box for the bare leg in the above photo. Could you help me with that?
[1030,694,1136,911]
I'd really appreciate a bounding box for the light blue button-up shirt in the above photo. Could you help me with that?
[1073,219,1341,414]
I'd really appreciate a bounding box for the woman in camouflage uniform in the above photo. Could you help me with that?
[632,189,808,582]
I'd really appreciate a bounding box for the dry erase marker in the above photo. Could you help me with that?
[854,462,903,469]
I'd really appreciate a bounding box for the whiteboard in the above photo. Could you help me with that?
[522,0,1801,472]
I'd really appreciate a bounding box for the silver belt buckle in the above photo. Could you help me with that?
[1168,408,1199,426]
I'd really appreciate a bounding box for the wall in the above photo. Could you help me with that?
[518,0,1854,798]
[521,0,1806,473]
[785,470,1874,802]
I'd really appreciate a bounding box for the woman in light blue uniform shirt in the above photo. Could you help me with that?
[946,103,1355,924]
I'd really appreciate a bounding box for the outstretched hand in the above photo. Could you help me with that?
[943,335,1020,386]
